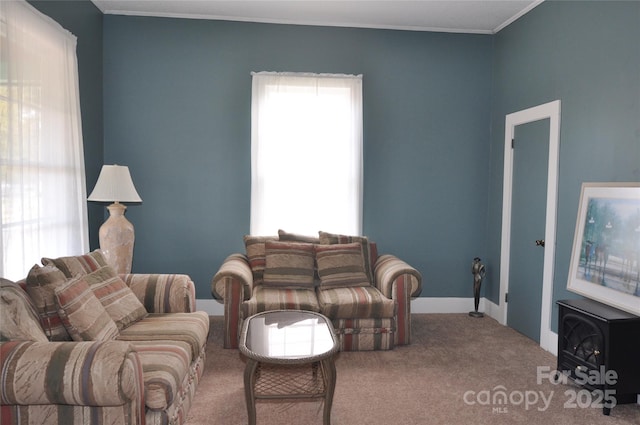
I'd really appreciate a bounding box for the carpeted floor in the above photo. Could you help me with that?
[186,314,640,424]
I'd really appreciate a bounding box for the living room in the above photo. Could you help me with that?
[23,0,637,324]
[3,0,639,423]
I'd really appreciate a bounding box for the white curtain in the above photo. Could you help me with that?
[1,0,88,280]
[251,72,363,236]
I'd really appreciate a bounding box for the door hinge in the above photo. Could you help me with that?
[505,292,509,303]
[511,138,515,149]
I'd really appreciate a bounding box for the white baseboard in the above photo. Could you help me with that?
[196,296,559,356]
[197,296,502,317]
[197,297,640,403]
[196,298,225,316]
[411,296,494,315]
[411,296,511,326]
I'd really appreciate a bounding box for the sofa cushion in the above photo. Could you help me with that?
[83,266,147,330]
[243,235,278,285]
[42,249,109,278]
[318,231,375,283]
[24,264,72,341]
[117,312,209,361]
[263,241,315,288]
[129,340,192,410]
[315,242,370,289]
[317,286,396,319]
[55,275,120,341]
[243,285,321,317]
[0,278,48,342]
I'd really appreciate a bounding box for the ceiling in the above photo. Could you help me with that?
[91,0,543,34]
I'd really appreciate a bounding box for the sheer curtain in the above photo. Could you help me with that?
[1,0,88,280]
[250,72,363,236]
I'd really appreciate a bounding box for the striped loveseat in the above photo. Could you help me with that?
[0,250,209,425]
[212,230,422,351]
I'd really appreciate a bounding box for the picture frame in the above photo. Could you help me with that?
[567,182,640,316]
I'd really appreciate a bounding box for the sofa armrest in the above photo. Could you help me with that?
[211,254,254,301]
[374,254,422,299]
[120,273,196,313]
[211,254,253,348]
[374,255,422,346]
[0,340,143,407]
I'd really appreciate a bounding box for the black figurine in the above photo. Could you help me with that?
[469,257,485,318]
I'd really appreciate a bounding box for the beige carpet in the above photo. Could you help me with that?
[186,314,640,424]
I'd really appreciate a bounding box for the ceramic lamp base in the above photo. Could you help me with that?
[98,202,135,274]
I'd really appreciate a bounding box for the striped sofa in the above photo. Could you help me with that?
[212,231,422,351]
[0,250,209,425]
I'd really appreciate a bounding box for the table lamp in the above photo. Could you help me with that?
[88,164,142,274]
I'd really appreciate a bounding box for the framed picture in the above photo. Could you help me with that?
[567,182,640,316]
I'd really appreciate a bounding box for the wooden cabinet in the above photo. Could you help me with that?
[557,299,640,415]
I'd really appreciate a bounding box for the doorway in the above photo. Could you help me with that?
[499,100,561,353]
[507,119,549,342]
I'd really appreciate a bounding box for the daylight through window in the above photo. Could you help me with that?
[250,72,363,236]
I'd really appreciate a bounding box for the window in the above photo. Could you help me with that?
[1,0,88,280]
[250,72,363,236]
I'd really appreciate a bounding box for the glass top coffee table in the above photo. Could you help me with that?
[239,310,339,425]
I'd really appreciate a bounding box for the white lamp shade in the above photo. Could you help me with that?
[88,165,142,203]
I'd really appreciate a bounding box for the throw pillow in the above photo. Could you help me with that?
[42,249,109,278]
[55,275,120,341]
[278,229,320,244]
[318,231,375,283]
[243,235,278,285]
[83,266,147,330]
[315,242,370,289]
[263,241,315,288]
[24,264,72,341]
[0,278,48,342]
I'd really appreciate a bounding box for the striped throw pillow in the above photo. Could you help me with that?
[278,229,321,244]
[83,266,147,330]
[263,241,315,288]
[315,242,370,289]
[0,278,48,342]
[318,231,375,283]
[25,264,72,341]
[55,275,120,341]
[243,235,278,285]
[41,250,109,278]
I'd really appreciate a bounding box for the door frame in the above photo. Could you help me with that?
[499,100,561,353]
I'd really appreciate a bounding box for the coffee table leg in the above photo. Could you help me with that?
[322,358,337,425]
[244,359,259,425]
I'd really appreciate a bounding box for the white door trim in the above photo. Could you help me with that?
[499,100,561,353]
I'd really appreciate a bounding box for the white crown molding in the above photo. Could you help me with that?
[493,0,544,33]
[91,0,539,34]
[97,9,495,34]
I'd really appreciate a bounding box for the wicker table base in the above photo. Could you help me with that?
[239,311,339,425]
[244,358,337,425]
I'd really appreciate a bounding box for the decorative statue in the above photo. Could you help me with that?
[469,257,486,318]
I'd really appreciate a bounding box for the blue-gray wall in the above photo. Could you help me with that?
[487,1,640,330]
[30,1,639,312]
[103,17,493,298]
